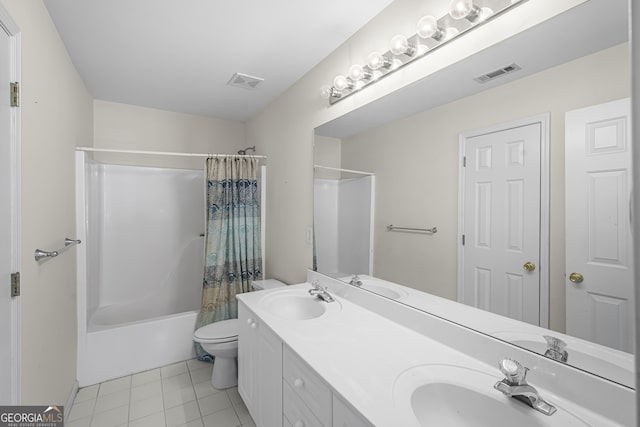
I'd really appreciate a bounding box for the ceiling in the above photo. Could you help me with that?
[43,0,395,122]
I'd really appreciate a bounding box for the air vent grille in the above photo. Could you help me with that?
[474,63,522,84]
[227,72,264,90]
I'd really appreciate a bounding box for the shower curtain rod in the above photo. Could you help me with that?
[313,164,374,176]
[76,147,267,159]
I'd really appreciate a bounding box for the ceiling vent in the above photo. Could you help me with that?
[227,72,264,90]
[473,63,522,84]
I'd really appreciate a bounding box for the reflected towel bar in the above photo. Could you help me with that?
[386,225,437,234]
[34,238,82,261]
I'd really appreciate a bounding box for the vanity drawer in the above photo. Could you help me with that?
[284,381,324,427]
[283,346,332,426]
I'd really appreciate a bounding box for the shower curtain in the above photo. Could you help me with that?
[195,156,262,361]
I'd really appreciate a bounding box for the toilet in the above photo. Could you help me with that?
[193,279,285,389]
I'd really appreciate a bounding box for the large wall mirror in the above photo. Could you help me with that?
[313,0,634,388]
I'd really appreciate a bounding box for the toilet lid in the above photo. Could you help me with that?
[194,319,239,341]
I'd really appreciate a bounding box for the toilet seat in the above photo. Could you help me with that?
[193,319,239,344]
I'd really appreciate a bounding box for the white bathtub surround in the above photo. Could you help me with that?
[313,174,374,276]
[238,277,635,426]
[76,152,205,386]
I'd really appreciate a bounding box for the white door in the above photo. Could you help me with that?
[460,121,544,326]
[0,10,18,404]
[565,98,634,353]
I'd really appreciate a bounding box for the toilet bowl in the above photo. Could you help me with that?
[193,279,286,389]
[193,319,240,389]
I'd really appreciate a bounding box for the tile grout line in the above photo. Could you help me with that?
[71,360,255,427]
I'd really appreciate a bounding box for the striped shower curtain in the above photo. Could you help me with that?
[195,156,262,361]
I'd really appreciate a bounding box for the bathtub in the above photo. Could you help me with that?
[79,236,204,386]
[75,152,266,386]
[81,310,199,386]
[76,154,206,386]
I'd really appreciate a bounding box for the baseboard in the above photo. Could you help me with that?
[64,380,79,420]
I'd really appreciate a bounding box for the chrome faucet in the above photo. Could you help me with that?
[543,335,568,363]
[349,274,363,287]
[494,358,557,416]
[308,280,335,303]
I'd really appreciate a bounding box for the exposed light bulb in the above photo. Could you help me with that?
[449,0,481,22]
[348,64,371,81]
[390,34,415,56]
[417,15,445,41]
[366,51,391,70]
[320,85,333,99]
[333,75,352,91]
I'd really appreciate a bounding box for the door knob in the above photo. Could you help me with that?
[569,272,584,283]
[523,262,536,272]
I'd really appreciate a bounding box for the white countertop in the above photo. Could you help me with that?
[238,281,631,426]
[238,283,514,426]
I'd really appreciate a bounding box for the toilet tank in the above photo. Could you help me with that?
[252,279,286,291]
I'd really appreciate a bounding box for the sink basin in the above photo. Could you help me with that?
[393,365,588,427]
[259,289,341,320]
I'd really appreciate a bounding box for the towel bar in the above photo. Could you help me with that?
[386,225,437,234]
[34,238,81,261]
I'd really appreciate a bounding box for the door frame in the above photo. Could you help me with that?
[0,3,21,404]
[457,113,550,328]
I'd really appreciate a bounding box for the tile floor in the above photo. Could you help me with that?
[66,359,255,427]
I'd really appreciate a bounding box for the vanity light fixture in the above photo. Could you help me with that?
[321,0,528,104]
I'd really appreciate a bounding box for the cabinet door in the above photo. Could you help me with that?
[239,301,283,427]
[238,301,257,417]
[257,323,283,427]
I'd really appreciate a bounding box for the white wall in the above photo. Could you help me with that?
[313,135,341,179]
[93,100,246,169]
[0,0,93,404]
[246,0,586,285]
[339,43,630,333]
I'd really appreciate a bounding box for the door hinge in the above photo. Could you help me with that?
[463,156,466,167]
[10,272,20,297]
[462,234,466,246]
[10,82,19,107]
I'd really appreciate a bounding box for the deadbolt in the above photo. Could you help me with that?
[523,261,536,272]
[569,272,584,283]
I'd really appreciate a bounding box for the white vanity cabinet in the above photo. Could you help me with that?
[283,345,372,427]
[238,301,283,427]
[238,298,371,427]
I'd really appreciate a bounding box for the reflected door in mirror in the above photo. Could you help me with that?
[565,98,635,353]
[460,121,543,326]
